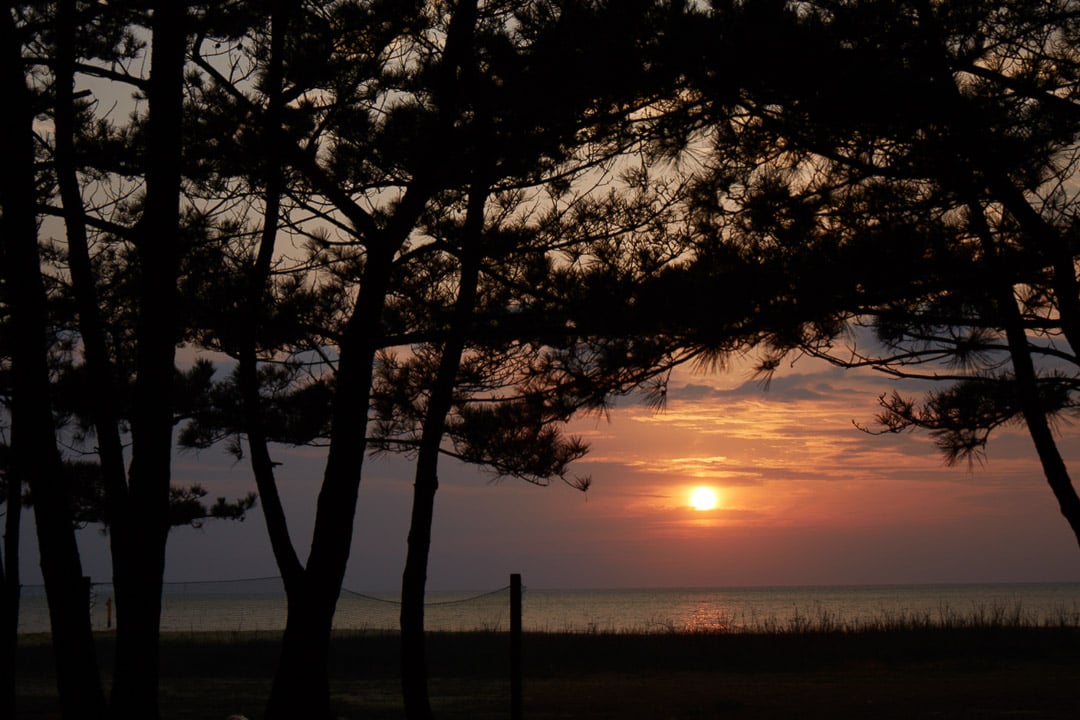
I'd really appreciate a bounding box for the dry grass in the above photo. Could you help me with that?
[15,623,1080,719]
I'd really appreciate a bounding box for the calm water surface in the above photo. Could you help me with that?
[17,580,1080,634]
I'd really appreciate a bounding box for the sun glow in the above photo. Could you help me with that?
[689,486,719,511]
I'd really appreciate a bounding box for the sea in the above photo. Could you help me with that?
[15,579,1080,635]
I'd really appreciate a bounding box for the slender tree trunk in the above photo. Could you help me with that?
[243,7,345,716]
[266,247,395,720]
[1,438,22,720]
[265,181,435,720]
[986,166,1080,359]
[968,201,1080,547]
[915,1,1080,548]
[398,15,480,714]
[264,338,375,719]
[54,0,130,530]
[401,186,487,720]
[53,14,136,706]
[998,283,1080,546]
[0,5,106,717]
[265,1,472,711]
[238,0,304,592]
[109,3,187,718]
[979,180,1080,546]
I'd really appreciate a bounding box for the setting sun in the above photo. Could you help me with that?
[689,486,719,511]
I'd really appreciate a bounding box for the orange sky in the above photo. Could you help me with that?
[429,357,1080,589]
[21,355,1080,590]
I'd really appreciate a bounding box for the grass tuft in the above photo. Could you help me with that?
[14,606,1080,719]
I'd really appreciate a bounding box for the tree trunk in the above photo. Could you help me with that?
[401,186,487,720]
[1,435,22,720]
[999,284,1080,546]
[54,0,130,531]
[109,3,187,718]
[0,5,106,717]
[265,246,395,719]
[400,442,441,720]
[266,581,338,718]
[985,161,1080,359]
[264,0,466,706]
[916,4,1080,549]
[967,201,1080,547]
[981,190,1080,546]
[264,367,373,720]
[238,0,304,592]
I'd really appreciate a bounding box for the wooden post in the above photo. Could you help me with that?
[82,576,92,624]
[511,573,522,720]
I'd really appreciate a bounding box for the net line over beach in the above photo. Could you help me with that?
[16,579,1080,635]
[17,576,515,634]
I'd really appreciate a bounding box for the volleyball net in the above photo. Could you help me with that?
[17,576,516,634]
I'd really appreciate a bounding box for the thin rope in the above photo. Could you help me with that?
[48,576,288,589]
[340,584,513,607]
[28,576,518,608]
[161,575,284,586]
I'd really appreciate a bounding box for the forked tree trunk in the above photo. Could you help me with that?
[265,247,395,719]
[264,392,372,719]
[265,2,474,711]
[234,0,324,691]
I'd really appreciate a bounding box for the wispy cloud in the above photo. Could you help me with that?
[566,356,1069,540]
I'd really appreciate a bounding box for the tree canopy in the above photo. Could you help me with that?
[676,0,1080,544]
[7,1,1080,719]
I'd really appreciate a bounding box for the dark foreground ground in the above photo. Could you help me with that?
[15,627,1080,719]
